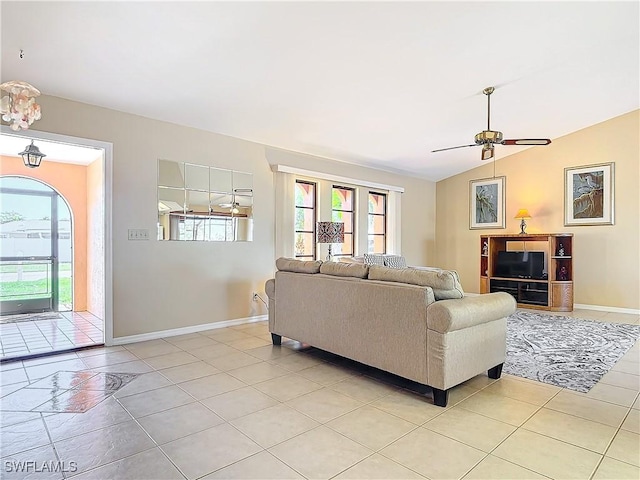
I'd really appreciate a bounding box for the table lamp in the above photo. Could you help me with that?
[514,209,531,235]
[317,222,344,261]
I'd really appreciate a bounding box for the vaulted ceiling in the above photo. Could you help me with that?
[1,2,638,181]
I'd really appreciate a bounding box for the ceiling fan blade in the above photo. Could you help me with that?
[432,144,478,153]
[501,139,551,146]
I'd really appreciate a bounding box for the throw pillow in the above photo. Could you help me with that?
[363,253,385,266]
[383,255,407,269]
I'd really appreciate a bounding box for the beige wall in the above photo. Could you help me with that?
[436,110,639,310]
[0,155,88,311]
[33,95,436,338]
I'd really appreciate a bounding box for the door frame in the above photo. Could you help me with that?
[1,126,114,346]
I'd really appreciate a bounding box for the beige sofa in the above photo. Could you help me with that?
[265,258,516,407]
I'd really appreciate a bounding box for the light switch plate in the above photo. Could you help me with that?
[128,229,149,240]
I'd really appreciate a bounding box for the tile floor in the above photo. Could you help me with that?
[0,311,104,360]
[0,308,638,479]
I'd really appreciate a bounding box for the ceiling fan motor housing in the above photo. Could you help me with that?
[475,130,503,145]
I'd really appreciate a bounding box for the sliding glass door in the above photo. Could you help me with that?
[0,177,72,315]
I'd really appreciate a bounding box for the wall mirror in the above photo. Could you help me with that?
[157,159,253,241]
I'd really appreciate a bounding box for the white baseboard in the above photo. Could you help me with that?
[111,314,268,346]
[574,304,640,315]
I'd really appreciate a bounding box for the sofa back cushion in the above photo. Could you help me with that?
[276,257,322,274]
[368,265,464,300]
[320,261,369,279]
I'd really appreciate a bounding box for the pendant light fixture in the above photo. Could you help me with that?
[19,140,46,168]
[0,51,43,131]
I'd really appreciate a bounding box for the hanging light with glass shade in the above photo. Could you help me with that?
[19,140,46,168]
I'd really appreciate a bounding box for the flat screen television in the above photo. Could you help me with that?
[495,251,545,279]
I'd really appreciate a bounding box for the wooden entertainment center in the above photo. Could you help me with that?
[480,233,573,311]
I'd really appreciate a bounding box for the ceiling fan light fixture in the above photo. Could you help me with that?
[475,130,503,144]
[481,144,494,161]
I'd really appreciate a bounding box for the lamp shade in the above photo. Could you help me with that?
[514,209,531,219]
[317,222,344,244]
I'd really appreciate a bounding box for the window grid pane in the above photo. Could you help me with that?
[332,186,355,257]
[368,192,386,254]
[295,180,316,259]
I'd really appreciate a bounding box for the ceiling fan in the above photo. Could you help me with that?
[432,87,552,160]
[218,188,253,213]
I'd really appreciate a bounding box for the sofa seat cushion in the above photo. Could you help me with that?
[276,257,322,274]
[368,265,464,300]
[320,261,369,278]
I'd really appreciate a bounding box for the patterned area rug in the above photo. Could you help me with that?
[505,310,640,392]
[0,312,62,324]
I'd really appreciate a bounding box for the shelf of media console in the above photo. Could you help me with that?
[483,276,549,284]
[488,278,550,306]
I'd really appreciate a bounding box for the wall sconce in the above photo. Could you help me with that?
[317,222,344,261]
[514,209,531,235]
[19,140,46,168]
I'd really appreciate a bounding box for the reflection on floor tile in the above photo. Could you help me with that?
[1,386,61,411]
[26,370,97,391]
[1,371,138,414]
[75,372,138,391]
[0,311,103,360]
[35,389,114,413]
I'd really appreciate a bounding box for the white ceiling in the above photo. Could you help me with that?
[1,2,638,181]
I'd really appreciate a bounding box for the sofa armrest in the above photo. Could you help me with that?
[265,279,275,301]
[426,292,516,333]
[265,278,276,332]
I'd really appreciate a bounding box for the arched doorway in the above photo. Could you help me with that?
[1,128,111,360]
[0,176,73,314]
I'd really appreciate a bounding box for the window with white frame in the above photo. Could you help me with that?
[294,180,316,259]
[331,186,355,257]
[368,191,386,254]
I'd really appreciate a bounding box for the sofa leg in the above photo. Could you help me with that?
[488,363,503,379]
[432,387,449,407]
[271,333,282,346]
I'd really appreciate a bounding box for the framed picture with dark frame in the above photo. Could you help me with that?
[564,162,615,226]
[469,176,506,229]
